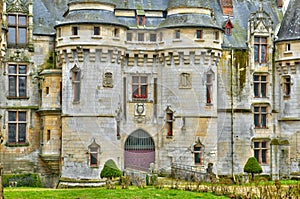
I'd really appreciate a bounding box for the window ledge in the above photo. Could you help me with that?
[70,36,80,39]
[173,39,182,42]
[58,37,63,41]
[113,37,120,41]
[166,135,173,139]
[213,40,220,43]
[91,36,103,39]
[194,39,205,42]
[284,51,293,55]
[206,103,213,106]
[73,101,80,104]
[5,142,29,147]
[89,165,99,168]
[7,96,29,100]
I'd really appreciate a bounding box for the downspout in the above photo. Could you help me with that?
[230,47,235,180]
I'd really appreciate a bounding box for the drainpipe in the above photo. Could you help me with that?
[230,46,235,180]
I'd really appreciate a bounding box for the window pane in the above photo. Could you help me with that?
[261,76,266,81]
[254,45,259,62]
[261,45,266,62]
[18,123,26,142]
[254,150,259,162]
[132,85,138,93]
[254,107,259,112]
[194,147,201,151]
[132,76,139,83]
[90,153,98,165]
[8,124,16,143]
[254,114,259,127]
[8,15,16,25]
[261,142,266,148]
[19,28,27,44]
[9,76,16,96]
[9,65,16,74]
[9,112,16,121]
[19,76,26,97]
[261,149,267,163]
[254,142,259,148]
[19,16,27,26]
[8,27,16,44]
[261,83,266,97]
[194,153,201,164]
[254,83,259,97]
[141,77,147,83]
[127,33,132,41]
[254,75,259,81]
[261,107,267,112]
[18,112,26,121]
[141,85,147,96]
[94,27,100,35]
[261,114,266,127]
[19,65,27,74]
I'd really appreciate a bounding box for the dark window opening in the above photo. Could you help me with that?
[8,111,27,144]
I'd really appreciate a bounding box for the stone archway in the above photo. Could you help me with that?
[124,129,155,171]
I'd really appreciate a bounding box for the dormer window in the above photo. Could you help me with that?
[223,19,234,36]
[137,15,146,26]
[8,14,28,47]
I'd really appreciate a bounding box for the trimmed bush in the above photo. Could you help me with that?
[100,159,122,179]
[3,173,42,187]
[244,157,262,181]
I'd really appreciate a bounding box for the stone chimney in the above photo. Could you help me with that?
[220,0,233,16]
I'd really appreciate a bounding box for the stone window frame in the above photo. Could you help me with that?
[7,110,27,145]
[137,32,145,42]
[254,36,268,63]
[137,15,146,26]
[71,26,78,36]
[174,30,181,40]
[282,75,292,97]
[88,139,100,168]
[196,29,203,39]
[165,106,174,138]
[149,33,157,42]
[126,32,132,41]
[206,70,215,105]
[7,13,28,47]
[94,26,101,36]
[132,75,148,101]
[71,65,81,103]
[253,104,269,129]
[7,63,28,99]
[179,72,192,89]
[252,139,269,164]
[253,73,268,98]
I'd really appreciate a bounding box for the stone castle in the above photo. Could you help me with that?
[0,0,299,187]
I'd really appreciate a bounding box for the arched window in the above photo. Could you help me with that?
[88,139,100,167]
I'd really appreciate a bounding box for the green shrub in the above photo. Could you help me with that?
[244,157,262,181]
[3,173,42,187]
[100,159,122,179]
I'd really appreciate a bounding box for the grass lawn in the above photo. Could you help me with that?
[4,187,229,199]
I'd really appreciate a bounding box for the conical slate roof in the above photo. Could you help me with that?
[277,0,300,41]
